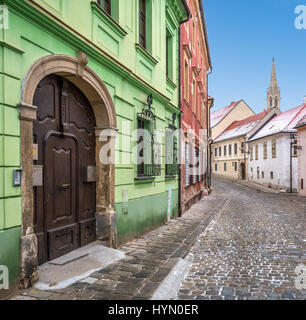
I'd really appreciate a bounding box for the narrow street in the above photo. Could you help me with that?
[178,176,306,300]
[13,177,306,300]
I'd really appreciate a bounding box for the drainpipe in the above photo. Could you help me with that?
[178,11,192,217]
[206,69,213,190]
[290,134,293,193]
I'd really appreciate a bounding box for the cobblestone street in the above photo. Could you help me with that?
[178,176,306,300]
[12,177,306,300]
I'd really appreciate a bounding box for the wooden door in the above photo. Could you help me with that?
[33,75,96,264]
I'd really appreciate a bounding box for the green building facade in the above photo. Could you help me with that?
[0,0,189,288]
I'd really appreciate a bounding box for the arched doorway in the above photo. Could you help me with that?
[19,54,117,288]
[33,75,97,264]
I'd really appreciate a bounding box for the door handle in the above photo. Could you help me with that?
[58,184,70,191]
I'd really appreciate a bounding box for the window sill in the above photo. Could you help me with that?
[91,2,127,38]
[134,176,155,184]
[135,43,158,66]
[165,175,176,180]
[166,76,177,90]
[183,98,190,108]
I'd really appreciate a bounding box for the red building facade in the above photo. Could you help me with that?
[180,0,212,213]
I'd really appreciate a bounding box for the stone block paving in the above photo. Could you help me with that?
[13,193,227,300]
[177,177,306,300]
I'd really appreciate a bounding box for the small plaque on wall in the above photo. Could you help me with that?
[33,165,43,187]
[33,144,38,161]
[83,166,96,183]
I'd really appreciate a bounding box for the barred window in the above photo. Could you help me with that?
[250,146,253,161]
[229,144,232,156]
[255,144,258,160]
[234,143,238,155]
[137,116,161,177]
[165,129,178,176]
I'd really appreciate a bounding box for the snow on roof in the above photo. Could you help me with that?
[295,115,306,129]
[249,104,306,141]
[210,100,241,128]
[214,111,268,143]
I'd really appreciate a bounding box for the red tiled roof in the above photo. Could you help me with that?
[223,110,268,132]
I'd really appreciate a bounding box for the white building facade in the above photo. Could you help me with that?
[248,133,298,192]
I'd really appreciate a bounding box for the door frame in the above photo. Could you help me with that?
[19,54,118,288]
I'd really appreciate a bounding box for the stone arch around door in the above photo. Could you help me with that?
[19,54,117,289]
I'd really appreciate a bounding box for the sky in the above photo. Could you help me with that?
[203,0,306,114]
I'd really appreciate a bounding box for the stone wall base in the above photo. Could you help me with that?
[20,233,38,289]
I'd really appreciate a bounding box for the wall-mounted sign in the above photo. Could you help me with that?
[33,165,43,187]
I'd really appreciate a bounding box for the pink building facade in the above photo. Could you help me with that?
[180,0,212,213]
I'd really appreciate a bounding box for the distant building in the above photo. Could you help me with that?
[212,110,278,180]
[248,105,306,192]
[248,59,306,192]
[295,114,306,197]
[210,100,255,140]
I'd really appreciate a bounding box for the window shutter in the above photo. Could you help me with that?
[185,142,189,186]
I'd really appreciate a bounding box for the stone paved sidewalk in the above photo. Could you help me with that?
[12,192,227,300]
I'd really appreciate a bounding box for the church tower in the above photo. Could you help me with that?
[267,57,280,110]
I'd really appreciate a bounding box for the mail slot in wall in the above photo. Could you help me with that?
[83,166,96,183]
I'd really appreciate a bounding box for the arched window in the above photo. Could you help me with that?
[270,96,273,107]
[274,97,278,107]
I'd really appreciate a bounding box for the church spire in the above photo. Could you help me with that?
[267,57,280,110]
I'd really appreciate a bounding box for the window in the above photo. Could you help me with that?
[224,163,227,172]
[185,142,190,186]
[251,167,253,178]
[98,0,111,15]
[165,129,177,177]
[215,163,218,172]
[272,139,276,158]
[274,97,278,107]
[270,96,273,107]
[137,116,161,178]
[255,144,258,160]
[234,162,237,172]
[229,144,232,156]
[166,30,173,80]
[270,171,274,179]
[250,146,253,161]
[263,142,267,159]
[262,171,264,179]
[195,147,200,183]
[301,179,304,190]
[234,143,238,155]
[257,167,260,179]
[192,75,196,114]
[241,142,245,154]
[184,60,189,101]
[215,148,217,157]
[224,146,227,156]
[139,0,146,48]
[219,146,222,157]
[293,139,298,157]
[192,21,196,49]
